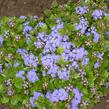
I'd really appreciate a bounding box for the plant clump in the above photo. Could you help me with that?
[0,0,109,109]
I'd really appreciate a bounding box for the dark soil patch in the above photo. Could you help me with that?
[0,0,109,109]
[92,94,109,109]
[0,0,71,16]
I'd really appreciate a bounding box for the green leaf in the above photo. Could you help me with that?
[42,24,48,31]
[0,84,4,93]
[82,88,89,96]
[35,96,52,109]
[44,9,51,17]
[71,69,80,79]
[2,96,9,104]
[29,30,36,36]
[57,57,66,67]
[11,95,19,105]
[103,71,109,78]
[51,0,58,8]
[104,41,109,49]
[73,73,80,79]
[68,24,75,31]
[48,81,55,90]
[58,28,65,36]
[88,77,95,87]
[56,46,64,54]
[13,77,23,89]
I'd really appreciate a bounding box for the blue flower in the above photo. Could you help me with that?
[56,22,64,29]
[75,6,89,15]
[97,52,104,60]
[23,25,32,34]
[58,88,68,101]
[71,88,83,109]
[17,49,39,67]
[16,70,25,80]
[19,16,26,19]
[93,33,100,42]
[0,36,4,47]
[42,71,47,77]
[91,26,100,42]
[46,88,68,102]
[47,65,58,78]
[57,68,70,80]
[30,97,36,107]
[92,9,104,20]
[34,40,44,48]
[75,17,88,34]
[82,57,89,65]
[30,92,43,107]
[94,61,100,68]
[17,48,28,56]
[56,18,61,24]
[72,47,88,60]
[105,31,109,36]
[38,22,45,27]
[0,64,3,74]
[72,61,78,69]
[26,69,39,83]
[14,62,20,67]
[34,16,38,19]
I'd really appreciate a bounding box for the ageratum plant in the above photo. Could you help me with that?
[0,0,109,109]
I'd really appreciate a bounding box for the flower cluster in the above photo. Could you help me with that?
[92,9,104,20]
[40,32,89,79]
[0,64,3,74]
[0,36,4,47]
[17,48,39,67]
[26,69,39,83]
[0,1,109,109]
[75,5,89,15]
[71,88,83,109]
[34,32,46,49]
[75,17,88,34]
[91,26,100,42]
[46,88,68,102]
[16,70,25,80]
[30,91,44,107]
[23,24,33,44]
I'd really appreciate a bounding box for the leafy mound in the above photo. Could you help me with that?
[0,0,109,109]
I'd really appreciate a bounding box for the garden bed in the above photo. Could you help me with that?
[0,0,109,109]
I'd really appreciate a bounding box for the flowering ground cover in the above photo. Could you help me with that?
[0,0,109,109]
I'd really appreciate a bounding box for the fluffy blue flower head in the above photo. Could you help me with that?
[71,88,83,109]
[0,64,3,74]
[30,91,43,107]
[92,10,104,20]
[94,61,100,68]
[16,70,25,80]
[76,6,89,15]
[46,88,68,102]
[27,69,39,83]
[0,36,4,47]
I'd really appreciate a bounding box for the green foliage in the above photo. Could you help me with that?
[0,0,109,109]
[57,57,67,67]
[35,96,52,109]
[56,46,64,54]
[12,78,23,89]
[2,96,9,104]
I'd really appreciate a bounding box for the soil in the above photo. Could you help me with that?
[92,94,109,109]
[0,0,109,109]
[0,0,70,17]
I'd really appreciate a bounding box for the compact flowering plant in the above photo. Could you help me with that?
[0,0,109,109]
